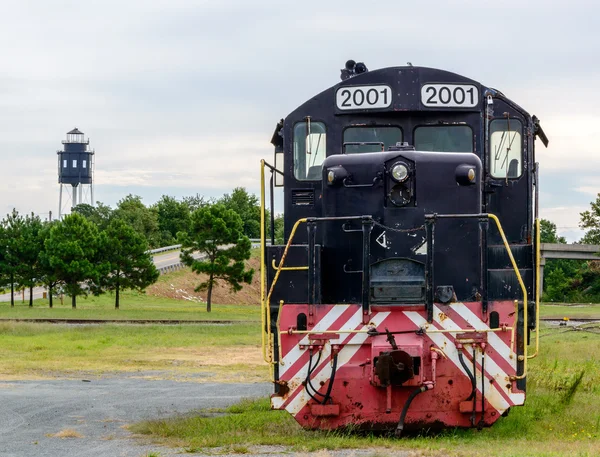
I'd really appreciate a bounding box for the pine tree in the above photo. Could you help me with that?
[17,214,45,307]
[2,210,25,307]
[96,219,159,308]
[178,204,254,312]
[44,214,99,308]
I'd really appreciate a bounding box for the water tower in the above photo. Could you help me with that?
[57,128,95,219]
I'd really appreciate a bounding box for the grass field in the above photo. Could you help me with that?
[539,303,600,319]
[133,323,600,457]
[0,320,267,381]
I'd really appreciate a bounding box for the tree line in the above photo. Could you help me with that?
[0,211,159,308]
[0,187,269,311]
[541,193,600,303]
[72,187,283,249]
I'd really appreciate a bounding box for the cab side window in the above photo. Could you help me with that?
[293,122,326,181]
[489,119,523,179]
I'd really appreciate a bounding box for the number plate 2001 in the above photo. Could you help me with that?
[336,85,392,110]
[421,84,479,108]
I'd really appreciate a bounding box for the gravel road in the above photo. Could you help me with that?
[0,376,271,457]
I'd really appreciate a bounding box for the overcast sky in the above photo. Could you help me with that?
[1,0,598,241]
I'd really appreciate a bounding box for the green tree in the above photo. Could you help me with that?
[38,222,60,308]
[219,187,261,238]
[154,195,190,246]
[44,214,99,308]
[72,202,113,230]
[113,195,160,248]
[17,214,46,307]
[1,210,25,306]
[580,193,600,245]
[0,225,9,294]
[540,219,567,244]
[96,219,159,309]
[182,193,212,212]
[578,194,600,301]
[178,204,254,312]
[267,213,285,244]
[539,219,581,302]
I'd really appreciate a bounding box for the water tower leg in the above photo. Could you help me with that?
[72,185,78,208]
[79,185,83,206]
[90,184,94,207]
[58,185,63,219]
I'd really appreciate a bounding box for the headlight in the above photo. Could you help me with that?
[391,163,409,182]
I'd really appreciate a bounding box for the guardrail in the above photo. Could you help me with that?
[148,239,269,256]
[150,239,270,275]
[147,244,182,255]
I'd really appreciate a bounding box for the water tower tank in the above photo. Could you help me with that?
[57,128,95,218]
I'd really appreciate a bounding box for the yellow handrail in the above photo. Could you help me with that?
[265,218,308,307]
[528,218,541,359]
[271,259,308,271]
[488,214,528,380]
[260,160,268,364]
[260,158,308,367]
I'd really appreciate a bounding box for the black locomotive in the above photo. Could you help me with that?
[260,61,548,431]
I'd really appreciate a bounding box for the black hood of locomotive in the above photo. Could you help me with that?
[319,150,483,304]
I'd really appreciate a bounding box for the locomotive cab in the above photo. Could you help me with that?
[260,62,547,433]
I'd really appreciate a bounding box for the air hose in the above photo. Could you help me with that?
[478,350,486,430]
[395,386,428,437]
[320,352,338,404]
[471,346,477,426]
[305,350,324,402]
[305,350,339,405]
[458,350,476,401]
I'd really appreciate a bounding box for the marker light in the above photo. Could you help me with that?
[468,168,475,182]
[327,170,335,183]
[391,163,409,182]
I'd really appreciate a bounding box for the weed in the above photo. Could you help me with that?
[47,429,83,439]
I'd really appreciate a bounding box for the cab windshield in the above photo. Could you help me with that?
[343,126,403,153]
[414,125,473,152]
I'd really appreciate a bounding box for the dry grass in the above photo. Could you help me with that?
[46,428,83,439]
[146,257,260,305]
[0,321,268,381]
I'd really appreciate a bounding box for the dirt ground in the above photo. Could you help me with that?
[146,256,261,305]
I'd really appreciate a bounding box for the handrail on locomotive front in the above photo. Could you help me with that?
[528,217,541,360]
[425,213,529,380]
[260,160,531,380]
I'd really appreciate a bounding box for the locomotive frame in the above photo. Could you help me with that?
[259,62,547,434]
